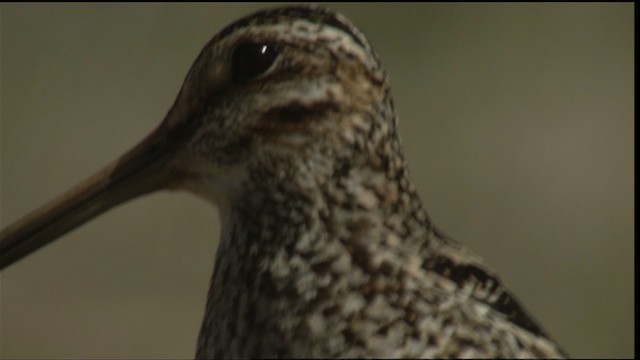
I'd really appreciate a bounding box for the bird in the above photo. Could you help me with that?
[0,5,567,358]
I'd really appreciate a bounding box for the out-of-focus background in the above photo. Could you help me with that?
[0,3,633,358]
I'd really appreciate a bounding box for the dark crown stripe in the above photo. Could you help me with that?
[216,5,369,51]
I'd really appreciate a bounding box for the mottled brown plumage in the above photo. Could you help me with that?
[0,5,566,358]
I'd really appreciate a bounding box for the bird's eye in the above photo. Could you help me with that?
[232,42,278,81]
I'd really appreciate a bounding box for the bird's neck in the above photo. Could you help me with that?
[196,141,437,357]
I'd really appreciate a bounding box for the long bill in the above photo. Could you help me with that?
[0,124,182,270]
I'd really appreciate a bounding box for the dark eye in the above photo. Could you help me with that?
[232,42,278,81]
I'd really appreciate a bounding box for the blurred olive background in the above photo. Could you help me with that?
[0,3,633,358]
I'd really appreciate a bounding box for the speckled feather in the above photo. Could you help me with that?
[162,5,568,358]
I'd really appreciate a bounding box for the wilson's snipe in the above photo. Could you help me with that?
[1,5,566,358]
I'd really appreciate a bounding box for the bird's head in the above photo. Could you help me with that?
[160,6,395,204]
